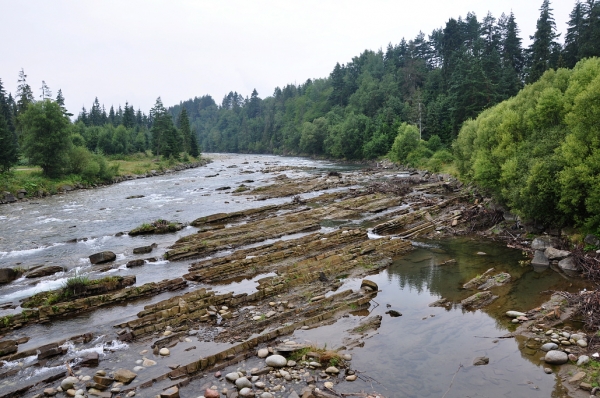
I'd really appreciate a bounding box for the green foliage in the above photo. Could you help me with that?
[388,123,420,164]
[19,100,72,178]
[454,58,600,230]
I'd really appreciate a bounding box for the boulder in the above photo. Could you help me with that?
[544,350,568,365]
[473,356,489,366]
[126,259,145,268]
[0,268,18,284]
[89,251,116,265]
[113,369,137,383]
[540,343,558,352]
[558,257,580,273]
[3,192,16,203]
[531,236,559,250]
[25,265,65,278]
[132,243,157,254]
[61,376,79,390]
[531,250,549,268]
[544,247,571,260]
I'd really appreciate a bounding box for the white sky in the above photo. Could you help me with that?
[1,0,573,116]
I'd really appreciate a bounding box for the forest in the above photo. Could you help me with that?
[167,0,600,164]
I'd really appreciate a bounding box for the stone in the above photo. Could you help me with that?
[324,382,334,389]
[204,389,220,398]
[286,360,297,367]
[341,354,352,361]
[584,234,600,247]
[43,388,57,396]
[239,387,253,397]
[506,311,526,318]
[360,279,378,290]
[544,368,552,374]
[133,243,157,254]
[255,381,265,388]
[265,354,287,367]
[80,351,99,367]
[160,386,179,398]
[260,393,274,398]
[568,371,586,384]
[325,366,339,374]
[142,358,157,367]
[0,339,18,356]
[287,392,300,398]
[159,348,170,356]
[558,257,579,272]
[540,343,558,352]
[385,309,402,317]
[473,357,489,366]
[577,355,590,366]
[544,247,571,260]
[544,350,568,365]
[61,376,79,390]
[265,311,276,318]
[531,250,549,267]
[531,236,558,250]
[346,375,357,381]
[580,382,593,391]
[25,265,65,278]
[235,377,252,389]
[114,369,137,383]
[89,251,116,264]
[0,268,18,284]
[126,259,145,268]
[226,372,241,382]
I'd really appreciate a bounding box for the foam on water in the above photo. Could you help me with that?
[0,276,69,301]
[0,242,66,258]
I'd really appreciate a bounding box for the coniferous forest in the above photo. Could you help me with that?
[2,0,600,231]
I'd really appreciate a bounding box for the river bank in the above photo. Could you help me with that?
[0,156,211,205]
[0,153,594,398]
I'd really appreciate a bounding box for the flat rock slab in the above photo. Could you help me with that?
[25,265,64,278]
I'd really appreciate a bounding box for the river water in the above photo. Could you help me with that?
[0,153,589,397]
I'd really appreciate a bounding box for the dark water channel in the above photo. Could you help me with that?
[0,154,589,397]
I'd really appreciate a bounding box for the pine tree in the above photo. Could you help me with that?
[190,128,200,158]
[39,81,52,100]
[55,89,73,117]
[16,68,34,115]
[579,0,600,59]
[89,97,103,126]
[150,97,180,158]
[499,12,524,98]
[527,0,560,83]
[108,106,116,126]
[123,102,135,128]
[177,107,192,153]
[564,1,586,68]
[0,79,19,171]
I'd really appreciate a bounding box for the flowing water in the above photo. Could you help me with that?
[0,154,589,397]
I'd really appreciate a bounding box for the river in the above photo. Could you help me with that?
[0,153,588,397]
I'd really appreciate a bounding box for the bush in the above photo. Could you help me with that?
[388,123,420,164]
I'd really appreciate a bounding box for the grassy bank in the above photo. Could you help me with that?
[0,152,207,198]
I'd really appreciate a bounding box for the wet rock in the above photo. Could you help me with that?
[0,268,18,284]
[579,382,593,391]
[37,343,62,359]
[160,386,179,398]
[544,247,570,260]
[260,393,274,398]
[159,348,170,356]
[133,243,157,254]
[540,343,558,352]
[114,369,137,383]
[142,358,155,367]
[265,354,287,367]
[584,234,600,247]
[544,368,552,374]
[325,366,339,374]
[25,265,64,278]
[460,291,496,309]
[346,374,357,381]
[239,387,253,397]
[473,357,489,366]
[226,372,241,381]
[544,350,568,365]
[126,259,145,268]
[44,388,57,396]
[531,250,549,267]
[385,310,402,317]
[89,251,116,265]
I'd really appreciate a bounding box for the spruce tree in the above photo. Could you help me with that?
[55,89,73,117]
[190,128,200,158]
[177,107,192,153]
[16,68,34,115]
[39,81,52,100]
[579,0,600,59]
[527,0,560,83]
[0,79,19,171]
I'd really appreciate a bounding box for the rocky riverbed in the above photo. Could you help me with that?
[0,153,595,398]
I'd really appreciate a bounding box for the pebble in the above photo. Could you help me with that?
[204,389,219,398]
[346,375,357,381]
[324,382,334,389]
[159,348,170,356]
[257,348,269,358]
[255,381,266,389]
[577,339,588,347]
[126,392,135,398]
[342,354,352,361]
[133,366,144,372]
[163,330,173,336]
[286,360,296,367]
[540,343,558,352]
[568,354,578,362]
[226,372,241,382]
[544,368,552,374]
[265,355,287,368]
[235,377,252,389]
[61,377,78,390]
[308,361,321,367]
[260,393,274,398]
[325,366,339,374]
[142,358,157,366]
[253,316,262,321]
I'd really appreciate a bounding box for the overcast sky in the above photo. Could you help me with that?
[1,0,573,116]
